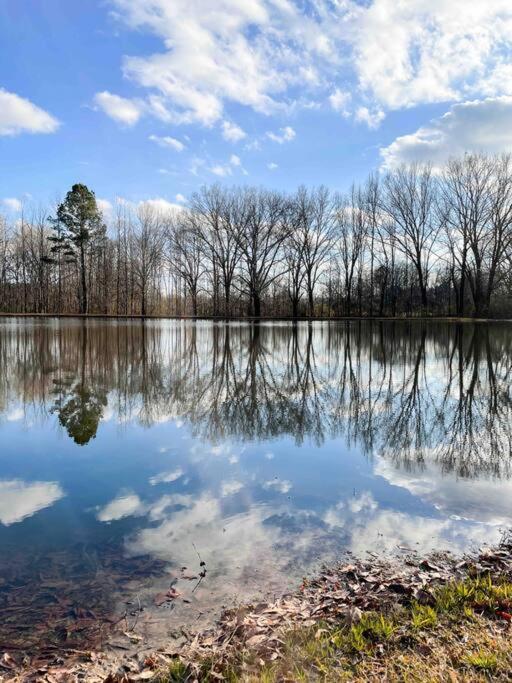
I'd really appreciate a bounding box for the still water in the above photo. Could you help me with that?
[0,318,511,650]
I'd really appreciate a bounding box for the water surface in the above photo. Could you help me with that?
[1,319,511,650]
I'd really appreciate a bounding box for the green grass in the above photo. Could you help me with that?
[410,603,437,630]
[435,574,512,615]
[158,575,512,682]
[463,650,499,673]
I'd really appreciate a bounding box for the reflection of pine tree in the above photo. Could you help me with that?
[50,322,106,445]
[53,383,106,445]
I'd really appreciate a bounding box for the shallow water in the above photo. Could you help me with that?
[1,318,511,650]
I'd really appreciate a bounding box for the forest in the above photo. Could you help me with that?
[2,152,512,318]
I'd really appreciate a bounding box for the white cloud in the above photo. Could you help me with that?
[138,197,183,213]
[189,156,206,176]
[329,88,351,115]
[0,88,59,136]
[149,467,184,485]
[381,96,512,169]
[266,126,296,144]
[210,164,232,177]
[263,478,292,494]
[354,106,385,129]
[323,490,501,556]
[175,193,186,203]
[93,91,142,126]
[267,162,278,170]
[110,0,322,127]
[125,491,332,612]
[96,198,113,216]
[245,139,262,152]
[97,492,144,522]
[148,134,185,151]
[6,406,24,421]
[220,480,244,497]
[375,455,512,526]
[351,0,512,111]
[2,198,22,213]
[105,0,512,137]
[0,480,64,526]
[209,154,245,177]
[222,120,246,142]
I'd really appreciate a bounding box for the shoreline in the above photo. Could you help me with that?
[0,313,509,323]
[8,538,512,682]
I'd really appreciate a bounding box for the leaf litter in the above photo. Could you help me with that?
[4,536,512,681]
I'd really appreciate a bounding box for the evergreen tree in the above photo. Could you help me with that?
[51,184,105,314]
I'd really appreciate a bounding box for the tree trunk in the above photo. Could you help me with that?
[253,291,261,318]
[307,286,314,318]
[80,244,88,315]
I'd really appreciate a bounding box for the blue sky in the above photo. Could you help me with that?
[2,0,512,216]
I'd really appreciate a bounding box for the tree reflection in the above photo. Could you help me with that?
[53,383,106,445]
[1,319,511,476]
[50,324,107,445]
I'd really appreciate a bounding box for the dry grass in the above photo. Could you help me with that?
[158,575,512,682]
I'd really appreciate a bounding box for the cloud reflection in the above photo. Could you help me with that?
[0,479,64,526]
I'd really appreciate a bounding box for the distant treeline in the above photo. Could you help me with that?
[2,152,512,318]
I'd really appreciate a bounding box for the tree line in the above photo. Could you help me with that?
[2,152,512,318]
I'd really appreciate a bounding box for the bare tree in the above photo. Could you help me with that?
[382,164,439,309]
[234,189,291,317]
[167,211,205,316]
[131,204,164,316]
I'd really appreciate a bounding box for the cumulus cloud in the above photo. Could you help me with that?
[2,198,22,213]
[375,454,512,526]
[381,96,512,169]
[97,492,144,522]
[267,162,278,170]
[220,480,244,497]
[93,91,142,126]
[0,88,59,136]
[351,0,512,111]
[209,154,246,177]
[329,88,351,115]
[149,467,184,485]
[210,164,232,177]
[222,120,246,142]
[354,106,385,129]
[323,490,501,556]
[266,126,296,144]
[104,0,512,135]
[148,134,185,151]
[263,478,292,494]
[125,492,334,610]
[5,406,24,421]
[96,198,113,217]
[0,479,64,526]
[138,197,183,213]
[110,0,328,126]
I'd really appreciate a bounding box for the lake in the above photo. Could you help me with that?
[1,318,511,652]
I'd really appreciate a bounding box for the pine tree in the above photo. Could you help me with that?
[50,184,105,314]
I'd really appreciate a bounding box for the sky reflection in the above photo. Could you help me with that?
[0,319,510,644]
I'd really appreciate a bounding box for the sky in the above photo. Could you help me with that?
[2,0,512,217]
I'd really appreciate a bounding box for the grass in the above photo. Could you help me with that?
[157,574,512,682]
